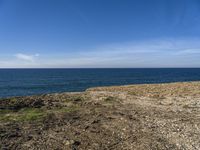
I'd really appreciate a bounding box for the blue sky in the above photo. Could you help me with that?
[0,0,200,68]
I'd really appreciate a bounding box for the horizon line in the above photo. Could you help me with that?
[0,67,200,69]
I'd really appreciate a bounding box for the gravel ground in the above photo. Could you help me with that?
[0,82,200,150]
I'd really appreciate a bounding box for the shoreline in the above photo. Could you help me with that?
[1,81,200,149]
[1,80,200,99]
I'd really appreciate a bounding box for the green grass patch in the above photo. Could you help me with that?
[0,106,79,123]
[0,109,13,114]
[0,108,46,122]
[18,108,46,121]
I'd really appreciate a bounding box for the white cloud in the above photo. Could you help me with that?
[65,38,200,61]
[174,49,200,55]
[1,38,200,68]
[57,38,200,67]
[15,53,39,62]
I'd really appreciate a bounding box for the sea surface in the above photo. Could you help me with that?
[0,68,200,98]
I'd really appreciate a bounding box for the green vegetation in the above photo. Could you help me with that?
[0,106,78,123]
[19,108,46,121]
[0,108,45,122]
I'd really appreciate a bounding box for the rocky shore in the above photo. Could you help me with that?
[1,82,200,150]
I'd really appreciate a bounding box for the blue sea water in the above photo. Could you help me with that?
[0,68,200,98]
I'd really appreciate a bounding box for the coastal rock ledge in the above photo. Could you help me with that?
[1,82,200,150]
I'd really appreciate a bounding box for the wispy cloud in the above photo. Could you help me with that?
[15,53,39,62]
[1,38,200,68]
[31,38,199,68]
[174,49,200,55]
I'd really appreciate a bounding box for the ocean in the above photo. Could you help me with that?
[0,68,200,98]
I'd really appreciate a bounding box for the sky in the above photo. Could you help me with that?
[0,0,200,68]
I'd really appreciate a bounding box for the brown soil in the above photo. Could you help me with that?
[1,82,200,150]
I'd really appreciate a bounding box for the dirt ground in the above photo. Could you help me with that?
[0,82,200,150]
